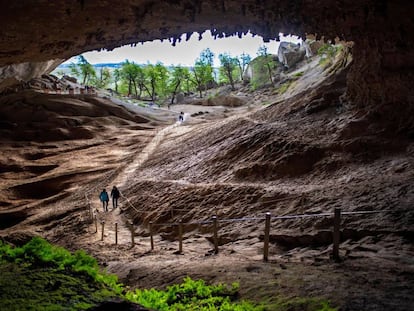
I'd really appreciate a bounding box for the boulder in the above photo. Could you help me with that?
[0,59,64,91]
[277,42,306,68]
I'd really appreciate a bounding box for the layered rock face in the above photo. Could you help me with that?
[0,59,63,90]
[0,1,413,113]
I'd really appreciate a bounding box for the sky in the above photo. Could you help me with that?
[64,31,300,67]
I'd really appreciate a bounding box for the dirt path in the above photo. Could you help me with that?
[84,121,194,246]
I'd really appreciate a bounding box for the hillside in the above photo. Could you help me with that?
[0,52,413,310]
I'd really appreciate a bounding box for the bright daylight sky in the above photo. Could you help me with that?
[64,31,300,67]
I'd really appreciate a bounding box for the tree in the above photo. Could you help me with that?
[218,53,238,90]
[120,60,143,97]
[154,62,169,99]
[237,52,251,81]
[191,49,215,98]
[257,45,269,57]
[182,68,193,95]
[93,67,111,89]
[113,68,121,93]
[168,66,190,105]
[257,45,276,85]
[134,66,147,99]
[143,62,169,101]
[199,48,215,67]
[69,55,96,85]
[192,61,214,98]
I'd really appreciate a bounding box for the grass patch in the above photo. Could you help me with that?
[277,81,293,95]
[293,71,304,78]
[0,263,114,310]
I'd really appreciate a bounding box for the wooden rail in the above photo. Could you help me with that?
[94,208,390,262]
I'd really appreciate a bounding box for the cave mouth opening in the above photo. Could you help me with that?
[61,30,302,69]
[53,29,326,99]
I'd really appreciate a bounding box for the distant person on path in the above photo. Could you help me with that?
[110,186,120,209]
[178,111,184,123]
[99,189,109,212]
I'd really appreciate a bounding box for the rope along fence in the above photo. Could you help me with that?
[82,123,166,217]
[79,119,389,261]
[94,208,391,262]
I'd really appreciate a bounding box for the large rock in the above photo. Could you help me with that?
[277,42,306,68]
[0,59,63,91]
[244,54,282,87]
[303,41,324,58]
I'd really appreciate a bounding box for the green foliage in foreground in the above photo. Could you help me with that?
[0,237,122,310]
[0,263,114,310]
[0,238,337,311]
[126,277,337,311]
[126,276,258,311]
[0,237,122,294]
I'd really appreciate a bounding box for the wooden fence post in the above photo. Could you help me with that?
[263,212,271,262]
[178,220,183,253]
[115,222,118,245]
[101,221,105,241]
[212,216,219,254]
[94,214,98,233]
[149,221,154,250]
[332,208,341,261]
[130,221,135,247]
[88,202,93,222]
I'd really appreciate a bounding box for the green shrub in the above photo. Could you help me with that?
[277,81,293,95]
[126,276,259,311]
[317,43,341,68]
[0,237,123,294]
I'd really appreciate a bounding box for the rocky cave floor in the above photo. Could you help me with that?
[0,80,413,310]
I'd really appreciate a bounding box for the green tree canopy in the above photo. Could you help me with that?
[192,49,216,98]
[143,63,169,101]
[69,55,96,85]
[256,45,277,85]
[113,68,121,93]
[192,61,214,98]
[92,67,111,89]
[168,66,192,105]
[120,60,142,97]
[199,48,215,67]
[218,53,239,90]
[237,52,252,81]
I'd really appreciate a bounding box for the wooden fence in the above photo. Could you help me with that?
[91,207,388,262]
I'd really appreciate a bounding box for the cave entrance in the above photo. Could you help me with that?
[52,30,343,107]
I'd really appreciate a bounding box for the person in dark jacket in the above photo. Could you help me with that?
[99,189,109,212]
[110,186,120,209]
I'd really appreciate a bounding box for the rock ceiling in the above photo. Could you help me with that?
[0,1,413,109]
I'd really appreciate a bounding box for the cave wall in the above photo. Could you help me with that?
[0,0,413,111]
[0,59,64,90]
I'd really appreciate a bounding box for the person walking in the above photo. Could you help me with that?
[110,186,120,209]
[178,111,184,122]
[99,189,109,212]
